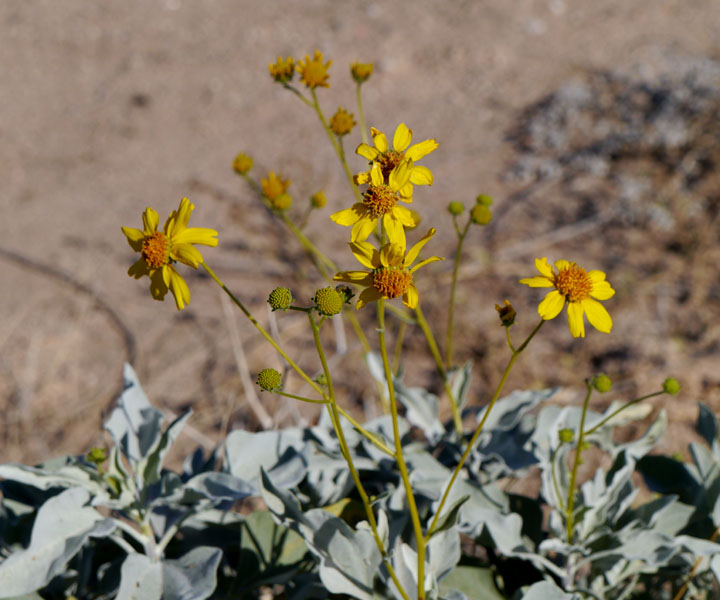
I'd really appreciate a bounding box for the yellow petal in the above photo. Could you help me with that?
[405,139,438,161]
[370,163,384,186]
[380,243,405,268]
[165,198,194,238]
[398,182,414,201]
[351,216,377,242]
[392,205,419,227]
[402,284,419,309]
[410,256,443,273]
[590,280,615,301]
[588,270,607,284]
[373,131,388,153]
[538,290,565,320]
[519,276,554,288]
[356,143,379,161]
[128,257,149,279]
[173,227,219,247]
[409,165,433,186]
[149,268,169,301]
[172,243,204,268]
[167,266,191,310]
[554,259,571,272]
[331,205,365,226]
[389,159,412,190]
[393,123,412,152]
[122,227,145,252]
[405,228,436,266]
[383,214,406,251]
[581,298,612,333]
[535,257,554,279]
[567,302,586,338]
[334,270,373,285]
[354,171,371,185]
[356,286,383,309]
[349,241,380,269]
[142,207,160,235]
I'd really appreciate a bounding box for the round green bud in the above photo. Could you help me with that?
[558,428,574,444]
[271,193,292,212]
[311,191,327,209]
[268,287,293,311]
[316,373,328,386]
[86,447,107,465]
[470,204,492,226]
[476,194,493,206]
[314,286,343,316]
[335,284,354,304]
[257,368,282,391]
[592,374,613,393]
[232,152,253,175]
[448,201,464,216]
[663,377,680,396]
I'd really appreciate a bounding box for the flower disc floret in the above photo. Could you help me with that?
[373,266,413,299]
[520,257,615,338]
[297,50,331,89]
[121,197,218,310]
[268,287,293,311]
[314,286,343,316]
[257,368,282,391]
[330,107,356,136]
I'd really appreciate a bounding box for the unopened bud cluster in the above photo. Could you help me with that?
[268,287,293,312]
[314,286,343,316]
[257,368,282,391]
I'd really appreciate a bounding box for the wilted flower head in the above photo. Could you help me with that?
[351,62,374,84]
[262,171,291,201]
[268,56,295,83]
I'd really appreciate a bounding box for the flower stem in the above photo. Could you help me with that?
[356,82,369,145]
[274,390,328,404]
[583,391,664,436]
[308,311,409,600]
[336,405,395,456]
[378,299,426,600]
[426,319,545,541]
[445,219,471,371]
[201,262,323,396]
[415,303,463,435]
[565,382,593,544]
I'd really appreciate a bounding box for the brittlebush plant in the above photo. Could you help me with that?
[119,50,683,600]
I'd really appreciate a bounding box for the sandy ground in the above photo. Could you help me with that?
[2,0,720,466]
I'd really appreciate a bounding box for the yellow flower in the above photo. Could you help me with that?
[334,228,443,309]
[261,171,291,201]
[232,152,253,175]
[355,123,438,200]
[329,107,356,136]
[121,198,218,310]
[268,56,295,83]
[520,258,615,338]
[330,161,419,248]
[350,62,374,84]
[297,50,331,89]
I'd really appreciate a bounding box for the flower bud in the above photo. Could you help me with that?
[350,62,374,84]
[268,56,295,83]
[232,153,254,175]
[314,286,343,316]
[268,287,293,312]
[311,191,327,209]
[335,284,355,304]
[316,373,328,386]
[257,368,282,391]
[558,428,574,444]
[475,194,493,207]
[663,377,680,396]
[271,193,292,212]
[329,107,356,136]
[448,201,464,216]
[495,300,516,327]
[470,204,492,226]
[592,374,613,393]
[86,447,107,465]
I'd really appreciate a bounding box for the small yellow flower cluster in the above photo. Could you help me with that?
[268,56,295,83]
[330,107,356,136]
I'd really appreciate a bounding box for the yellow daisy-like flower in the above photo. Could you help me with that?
[520,257,615,338]
[355,123,438,200]
[297,50,331,89]
[350,62,374,84]
[334,228,443,309]
[330,160,419,248]
[329,106,356,136]
[121,198,218,310]
[261,171,291,201]
[268,56,295,83]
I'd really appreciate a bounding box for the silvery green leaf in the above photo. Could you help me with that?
[365,352,387,385]
[577,464,636,541]
[439,566,503,600]
[391,543,420,600]
[689,441,719,482]
[622,495,693,536]
[520,581,579,599]
[448,361,473,413]
[162,546,222,600]
[475,388,556,434]
[428,528,461,582]
[613,409,667,462]
[0,488,113,597]
[183,472,255,502]
[697,402,718,448]
[395,380,443,444]
[428,495,469,538]
[138,409,193,486]
[0,460,104,495]
[116,554,162,600]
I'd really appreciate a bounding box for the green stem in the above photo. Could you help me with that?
[201,262,323,396]
[274,390,328,404]
[308,311,409,600]
[566,382,593,544]
[426,319,545,541]
[378,299,426,599]
[583,391,664,436]
[356,82,369,145]
[415,304,462,435]
[550,443,566,511]
[336,405,395,456]
[445,219,470,370]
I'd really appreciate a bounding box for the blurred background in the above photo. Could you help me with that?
[2,0,720,466]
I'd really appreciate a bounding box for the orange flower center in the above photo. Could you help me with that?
[301,62,329,88]
[377,150,404,180]
[141,232,171,269]
[373,267,412,299]
[556,263,592,302]
[363,184,398,217]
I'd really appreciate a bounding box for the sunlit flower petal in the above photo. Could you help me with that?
[393,123,412,152]
[538,290,565,320]
[405,139,439,161]
[567,302,586,338]
[331,205,365,226]
[349,241,380,269]
[403,284,419,309]
[409,165,433,186]
[351,215,378,242]
[581,298,612,333]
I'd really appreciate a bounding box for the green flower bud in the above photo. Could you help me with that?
[475,194,493,206]
[335,284,355,304]
[448,201,464,216]
[257,368,282,391]
[311,191,327,209]
[558,428,574,444]
[663,377,680,396]
[495,300,516,327]
[232,153,254,175]
[470,204,492,226]
[86,447,107,465]
[316,373,328,386]
[268,287,293,311]
[271,193,292,212]
[592,374,613,393]
[314,286,343,316]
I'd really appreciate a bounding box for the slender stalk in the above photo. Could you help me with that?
[426,319,545,540]
[274,390,328,404]
[201,262,323,397]
[378,299,426,599]
[550,444,566,511]
[445,219,471,370]
[565,382,593,543]
[415,304,462,435]
[583,391,664,436]
[356,82,369,145]
[336,405,395,456]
